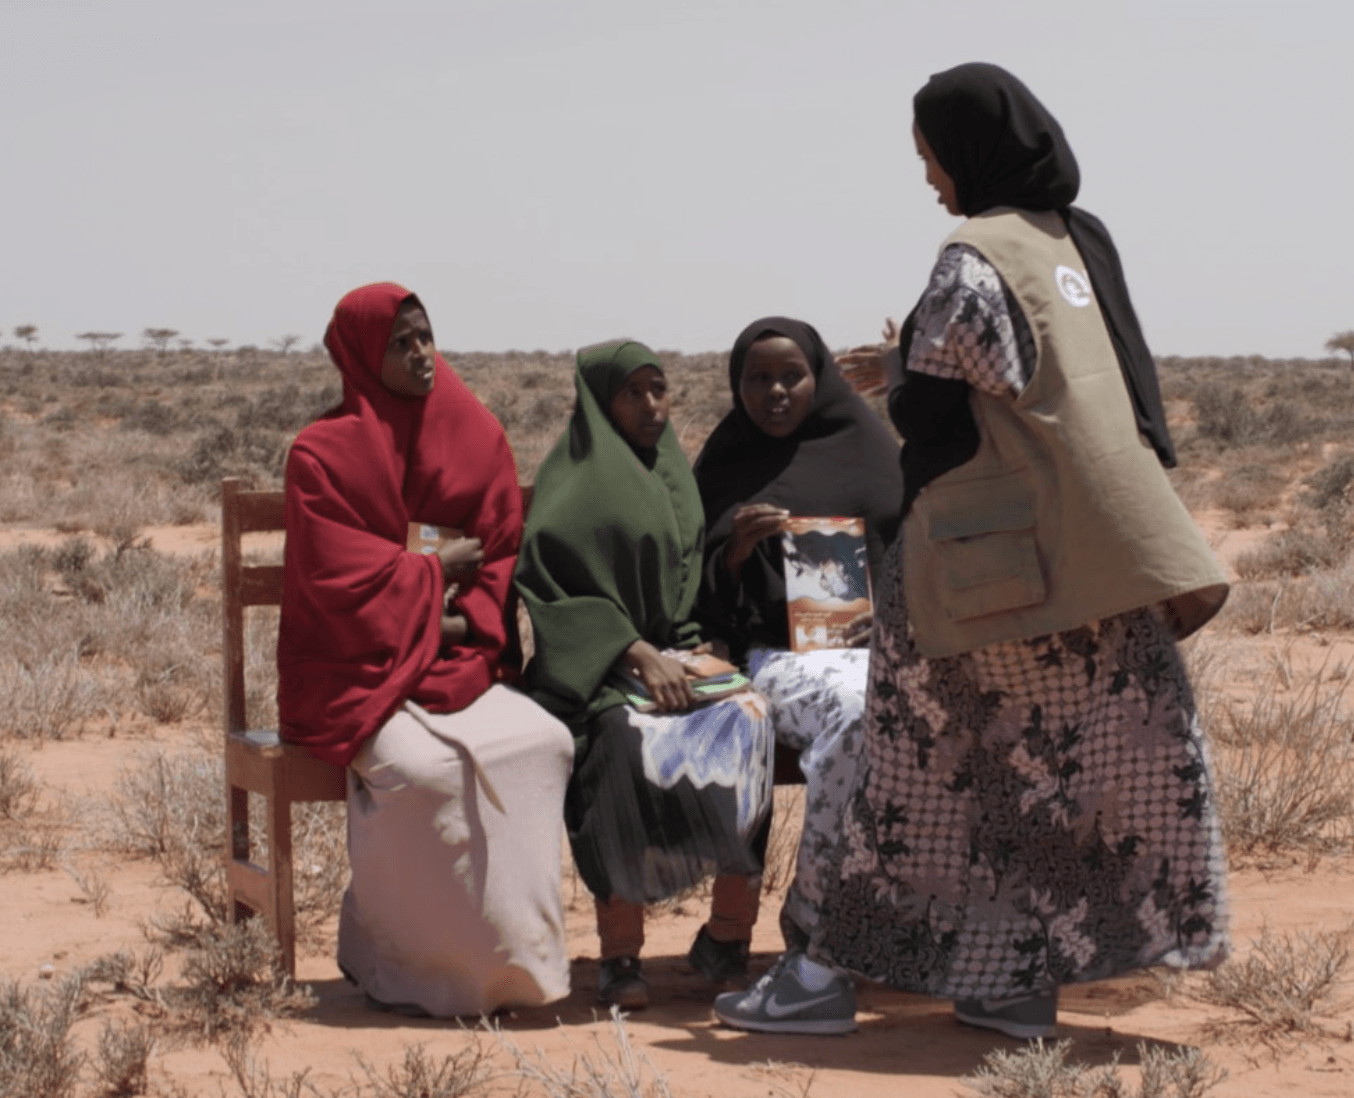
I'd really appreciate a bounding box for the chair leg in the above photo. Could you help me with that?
[227,783,253,924]
[268,794,297,979]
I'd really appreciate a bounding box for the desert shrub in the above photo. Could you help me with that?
[0,746,39,819]
[4,819,64,871]
[41,406,77,432]
[83,949,165,1005]
[1304,453,1354,511]
[1209,461,1285,517]
[66,366,126,388]
[176,919,313,1040]
[492,1007,672,1098]
[0,651,101,740]
[1233,528,1343,579]
[348,1041,491,1098]
[960,1039,1224,1098]
[109,748,345,940]
[64,862,111,916]
[119,400,184,436]
[1211,666,1354,854]
[1195,924,1352,1040]
[51,536,95,578]
[178,425,288,487]
[134,660,207,724]
[109,749,228,921]
[0,977,84,1098]
[218,1034,315,1098]
[234,383,340,434]
[1272,559,1354,631]
[1191,381,1252,445]
[1250,398,1308,446]
[1211,581,1280,635]
[520,393,569,435]
[93,1019,154,1097]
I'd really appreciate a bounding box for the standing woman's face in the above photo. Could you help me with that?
[738,336,816,439]
[913,123,962,217]
[381,303,437,396]
[609,364,671,450]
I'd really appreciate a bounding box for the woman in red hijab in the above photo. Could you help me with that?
[278,282,574,1017]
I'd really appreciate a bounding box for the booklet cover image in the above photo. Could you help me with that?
[781,516,870,651]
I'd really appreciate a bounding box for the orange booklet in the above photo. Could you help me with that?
[407,522,461,555]
[782,516,871,651]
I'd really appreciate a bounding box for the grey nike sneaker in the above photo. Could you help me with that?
[954,990,1058,1039]
[713,953,857,1035]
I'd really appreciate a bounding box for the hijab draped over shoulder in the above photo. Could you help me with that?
[516,341,705,724]
[694,317,903,654]
[896,62,1174,481]
[278,282,522,765]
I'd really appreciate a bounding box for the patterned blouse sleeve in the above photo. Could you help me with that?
[906,243,1036,397]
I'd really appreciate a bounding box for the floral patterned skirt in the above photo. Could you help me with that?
[748,647,868,949]
[812,542,1230,1000]
[566,692,774,905]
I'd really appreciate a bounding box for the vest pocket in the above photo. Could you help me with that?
[923,475,1046,622]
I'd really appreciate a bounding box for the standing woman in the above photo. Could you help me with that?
[516,340,775,1010]
[278,283,574,1017]
[717,63,1230,1039]
[695,317,901,965]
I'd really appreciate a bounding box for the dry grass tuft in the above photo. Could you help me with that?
[92,1019,155,1097]
[347,1040,492,1098]
[491,1007,673,1098]
[0,744,39,820]
[959,1038,1225,1098]
[1194,924,1353,1042]
[1208,666,1354,855]
[174,919,315,1041]
[0,975,85,1098]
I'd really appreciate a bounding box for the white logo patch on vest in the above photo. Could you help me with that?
[1054,265,1092,308]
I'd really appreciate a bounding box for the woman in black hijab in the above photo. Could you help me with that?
[715,64,1229,1042]
[694,318,900,1014]
[695,316,902,656]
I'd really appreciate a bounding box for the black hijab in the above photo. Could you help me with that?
[694,317,903,654]
[907,62,1175,469]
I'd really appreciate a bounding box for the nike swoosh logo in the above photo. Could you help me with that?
[765,990,841,1017]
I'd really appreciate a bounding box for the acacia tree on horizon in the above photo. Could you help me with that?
[13,324,38,350]
[142,327,179,355]
[75,331,122,357]
[1327,330,1354,368]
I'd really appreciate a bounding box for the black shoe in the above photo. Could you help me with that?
[687,925,750,984]
[597,956,648,1010]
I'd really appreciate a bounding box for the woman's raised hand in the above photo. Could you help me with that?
[437,536,484,583]
[623,639,697,713]
[725,503,789,577]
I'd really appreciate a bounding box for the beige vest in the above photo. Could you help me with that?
[902,208,1227,657]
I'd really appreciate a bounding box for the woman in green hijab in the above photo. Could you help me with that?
[516,340,775,1010]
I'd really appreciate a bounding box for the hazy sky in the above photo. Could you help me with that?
[3,0,1350,357]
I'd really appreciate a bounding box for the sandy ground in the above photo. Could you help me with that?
[6,512,1354,1096]
[8,726,1354,1098]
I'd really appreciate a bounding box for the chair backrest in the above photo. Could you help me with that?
[221,477,286,738]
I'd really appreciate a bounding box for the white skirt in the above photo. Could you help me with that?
[338,685,575,1016]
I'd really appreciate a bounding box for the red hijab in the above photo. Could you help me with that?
[277,282,522,765]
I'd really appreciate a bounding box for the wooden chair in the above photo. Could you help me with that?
[222,477,346,979]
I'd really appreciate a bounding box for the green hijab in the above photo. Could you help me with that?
[516,340,705,724]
